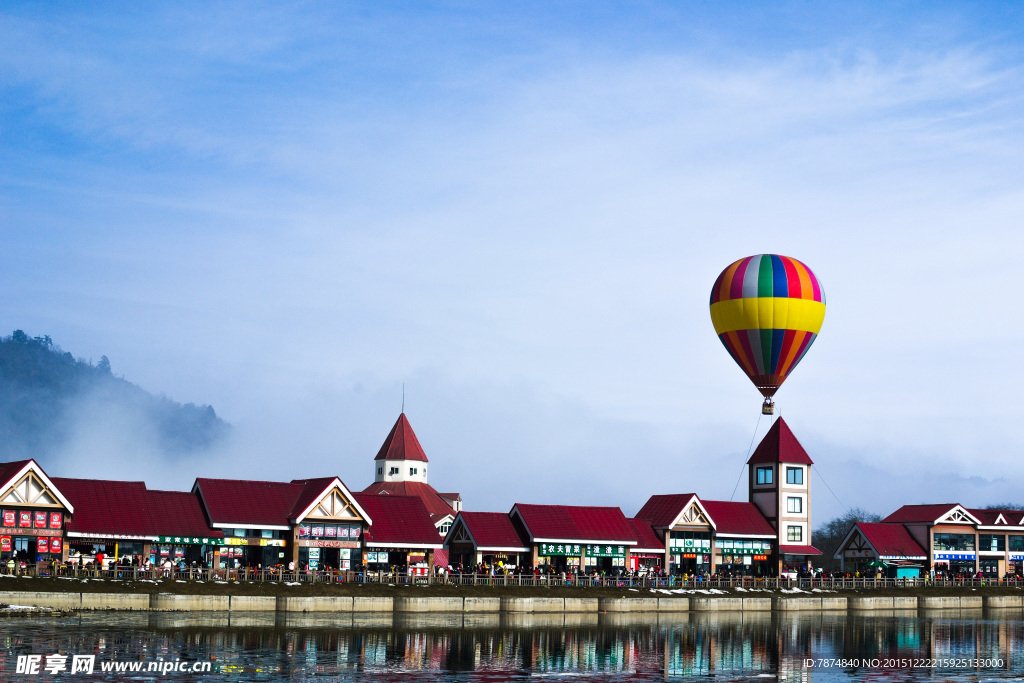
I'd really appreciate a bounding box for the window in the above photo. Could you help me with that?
[438,523,451,534]
[234,528,246,537]
[787,526,802,542]
[933,533,974,551]
[409,467,418,476]
[787,497,802,514]
[377,467,382,475]
[1010,535,1024,551]
[786,467,803,485]
[979,534,1005,552]
[756,467,773,485]
[388,467,399,475]
[261,529,274,539]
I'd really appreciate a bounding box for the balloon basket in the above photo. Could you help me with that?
[761,399,774,415]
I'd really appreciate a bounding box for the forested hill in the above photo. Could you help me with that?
[0,330,229,462]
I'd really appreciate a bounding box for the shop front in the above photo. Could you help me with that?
[668,531,711,575]
[934,552,976,577]
[66,533,146,566]
[2,509,66,563]
[154,535,226,567]
[536,542,582,572]
[296,522,362,570]
[714,537,772,577]
[443,511,532,572]
[217,533,288,569]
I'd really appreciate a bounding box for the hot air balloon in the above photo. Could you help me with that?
[709,255,825,414]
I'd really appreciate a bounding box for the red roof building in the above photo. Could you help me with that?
[746,417,814,465]
[700,500,776,537]
[444,511,532,569]
[835,522,927,565]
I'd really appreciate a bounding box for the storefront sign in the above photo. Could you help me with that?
[308,548,320,570]
[0,527,58,538]
[299,524,361,539]
[539,543,582,556]
[159,536,224,546]
[50,538,62,553]
[1010,554,1024,561]
[49,513,62,529]
[716,539,771,553]
[300,539,359,549]
[585,544,626,558]
[34,512,47,528]
[753,555,768,561]
[3,511,14,527]
[0,536,10,552]
[71,534,151,541]
[935,553,975,560]
[219,537,287,547]
[670,538,711,549]
[19,511,31,528]
[37,538,48,553]
[367,551,389,563]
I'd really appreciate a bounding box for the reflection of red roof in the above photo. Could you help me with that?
[512,504,636,544]
[146,490,222,539]
[362,480,454,523]
[374,413,429,462]
[353,493,441,547]
[626,518,664,552]
[701,500,775,536]
[634,494,699,529]
[747,418,813,465]
[854,523,926,558]
[55,478,154,536]
[779,545,822,555]
[194,478,303,527]
[882,504,967,524]
[455,512,530,550]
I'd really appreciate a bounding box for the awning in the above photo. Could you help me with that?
[779,544,822,555]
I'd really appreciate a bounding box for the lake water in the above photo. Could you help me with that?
[0,609,1022,681]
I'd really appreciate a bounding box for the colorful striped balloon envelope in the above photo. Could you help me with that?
[709,255,825,398]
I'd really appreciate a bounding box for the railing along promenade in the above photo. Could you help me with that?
[2,563,1019,590]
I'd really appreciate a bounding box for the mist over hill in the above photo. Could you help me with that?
[0,330,229,465]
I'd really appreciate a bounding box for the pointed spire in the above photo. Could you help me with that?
[373,413,429,462]
[746,417,813,465]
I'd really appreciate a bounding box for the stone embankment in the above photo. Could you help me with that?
[2,592,1023,613]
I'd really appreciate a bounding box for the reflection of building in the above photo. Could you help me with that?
[835,504,1024,577]
[361,413,462,536]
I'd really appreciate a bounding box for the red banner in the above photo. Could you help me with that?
[50,538,62,554]
[3,511,14,527]
[0,536,10,552]
[19,511,31,528]
[34,512,48,528]
[49,512,62,529]
[37,537,49,553]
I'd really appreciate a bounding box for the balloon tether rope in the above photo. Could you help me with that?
[730,411,763,501]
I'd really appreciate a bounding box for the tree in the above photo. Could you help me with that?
[96,356,111,374]
[11,330,27,344]
[812,508,882,571]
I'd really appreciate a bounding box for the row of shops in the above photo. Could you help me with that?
[836,505,1024,577]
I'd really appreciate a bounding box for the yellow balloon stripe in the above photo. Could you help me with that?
[710,298,825,335]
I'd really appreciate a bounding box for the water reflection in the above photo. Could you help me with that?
[0,609,1021,681]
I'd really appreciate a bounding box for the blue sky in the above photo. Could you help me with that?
[3,2,1024,524]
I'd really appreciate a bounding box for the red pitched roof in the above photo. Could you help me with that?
[456,512,531,550]
[361,480,454,523]
[968,509,1024,526]
[287,477,342,520]
[882,504,964,524]
[194,478,304,527]
[54,477,154,536]
[634,494,699,529]
[374,413,428,462]
[701,500,775,536]
[626,518,664,552]
[512,504,636,544]
[146,490,223,539]
[747,418,813,465]
[779,544,822,555]
[0,460,33,488]
[353,493,441,547]
[854,522,926,558]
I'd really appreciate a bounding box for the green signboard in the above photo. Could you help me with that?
[585,544,626,558]
[539,543,583,556]
[159,536,225,546]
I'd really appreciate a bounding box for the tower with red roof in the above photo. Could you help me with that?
[747,417,821,572]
